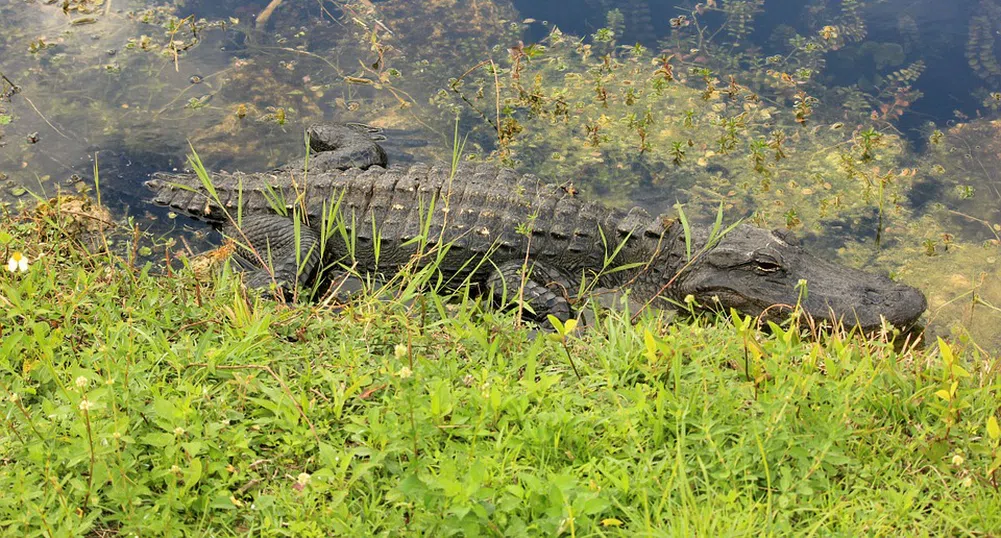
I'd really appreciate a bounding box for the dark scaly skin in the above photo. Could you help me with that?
[146,124,928,331]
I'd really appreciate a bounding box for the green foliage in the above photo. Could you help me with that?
[2,198,1001,535]
[1,194,1001,532]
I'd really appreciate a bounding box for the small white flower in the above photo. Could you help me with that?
[296,472,311,487]
[174,427,185,436]
[952,453,964,466]
[6,252,29,273]
[75,376,89,389]
[394,344,408,359]
[397,366,413,379]
[79,399,93,411]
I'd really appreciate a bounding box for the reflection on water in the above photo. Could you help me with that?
[1,0,1000,350]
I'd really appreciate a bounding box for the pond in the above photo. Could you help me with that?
[1,0,999,350]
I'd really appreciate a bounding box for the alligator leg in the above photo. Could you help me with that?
[278,124,388,174]
[486,260,575,322]
[223,214,321,297]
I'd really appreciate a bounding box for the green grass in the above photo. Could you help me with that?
[1,198,1001,537]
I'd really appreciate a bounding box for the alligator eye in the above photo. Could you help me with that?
[754,260,782,273]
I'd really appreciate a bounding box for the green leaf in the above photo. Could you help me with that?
[398,473,428,498]
[644,329,658,364]
[934,389,952,402]
[183,458,203,491]
[152,397,180,424]
[676,202,693,261]
[951,364,970,379]
[937,337,954,367]
[988,416,1000,441]
[547,314,565,335]
[990,455,1001,475]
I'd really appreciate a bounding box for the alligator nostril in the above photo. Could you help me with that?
[864,288,883,305]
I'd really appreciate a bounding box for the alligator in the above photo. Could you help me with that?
[146,123,927,331]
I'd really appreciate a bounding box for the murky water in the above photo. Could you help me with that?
[514,0,987,146]
[1,0,999,350]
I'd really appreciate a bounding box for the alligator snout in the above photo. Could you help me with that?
[859,281,927,330]
[676,225,928,332]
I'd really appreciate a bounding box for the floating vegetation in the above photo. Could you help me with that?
[966,0,1001,84]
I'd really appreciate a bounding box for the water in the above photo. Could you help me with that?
[513,0,989,147]
[1,0,999,349]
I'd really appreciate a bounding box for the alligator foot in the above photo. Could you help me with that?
[224,213,321,298]
[486,260,575,323]
[277,123,388,175]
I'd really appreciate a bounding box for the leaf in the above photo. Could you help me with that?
[398,473,427,498]
[990,455,1001,475]
[152,397,179,423]
[547,314,565,335]
[937,337,954,367]
[676,202,693,261]
[643,329,658,363]
[183,458,203,491]
[934,389,952,402]
[318,443,339,467]
[988,416,1000,441]
[602,518,623,527]
[563,318,578,334]
[951,364,970,379]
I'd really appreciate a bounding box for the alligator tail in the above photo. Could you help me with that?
[145,172,230,222]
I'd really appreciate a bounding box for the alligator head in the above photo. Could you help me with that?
[671,225,927,331]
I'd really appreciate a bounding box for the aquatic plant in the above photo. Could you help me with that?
[966,0,1001,84]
